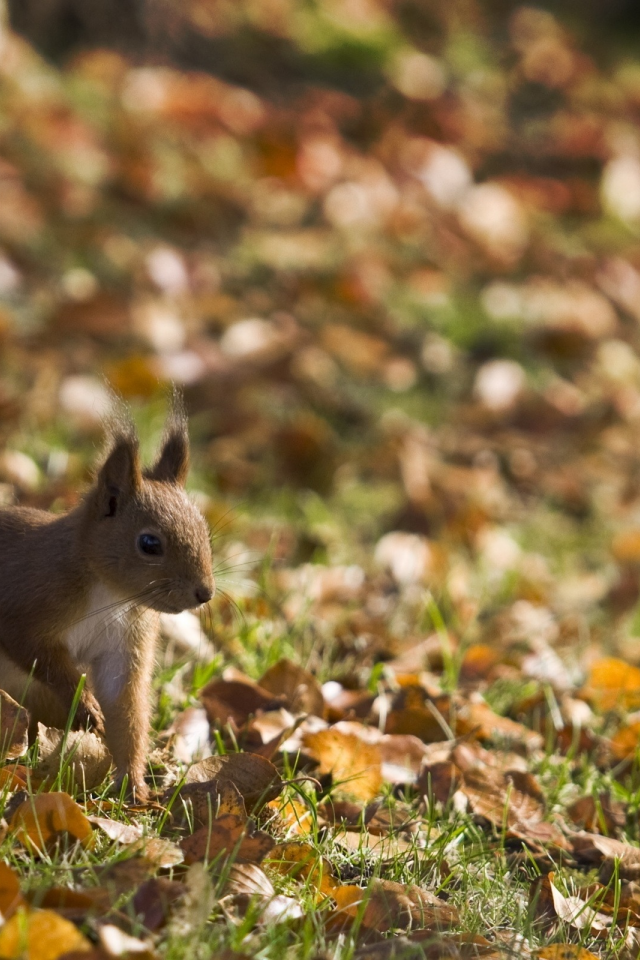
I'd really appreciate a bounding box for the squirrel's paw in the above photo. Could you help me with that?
[73,692,106,736]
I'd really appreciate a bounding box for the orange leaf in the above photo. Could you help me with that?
[303,729,383,801]
[538,947,605,959]
[582,658,640,712]
[266,842,339,896]
[0,863,26,920]
[9,793,93,854]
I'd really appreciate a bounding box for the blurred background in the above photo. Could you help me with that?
[3,0,640,678]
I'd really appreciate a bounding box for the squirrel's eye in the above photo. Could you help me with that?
[138,533,163,557]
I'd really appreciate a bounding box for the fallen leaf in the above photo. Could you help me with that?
[166,863,214,939]
[538,948,600,960]
[267,796,314,836]
[532,874,611,935]
[0,691,28,761]
[455,701,543,751]
[35,725,112,791]
[333,879,459,933]
[180,814,275,865]
[9,793,94,853]
[572,833,640,881]
[0,767,28,792]
[169,707,211,764]
[98,923,157,958]
[171,778,246,829]
[258,658,325,716]
[0,907,92,959]
[32,886,110,918]
[199,678,284,729]
[581,658,640,712]
[303,729,383,801]
[459,766,567,848]
[566,793,625,834]
[184,754,282,811]
[132,878,187,932]
[266,841,338,896]
[610,720,640,761]
[88,817,143,844]
[0,863,26,920]
[222,863,305,925]
[129,837,185,870]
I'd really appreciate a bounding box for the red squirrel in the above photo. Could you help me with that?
[0,399,214,800]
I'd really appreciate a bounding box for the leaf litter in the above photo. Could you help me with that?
[4,1,640,958]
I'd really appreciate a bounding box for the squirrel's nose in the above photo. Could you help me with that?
[194,585,213,605]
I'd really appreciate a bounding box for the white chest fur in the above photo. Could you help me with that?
[64,583,131,666]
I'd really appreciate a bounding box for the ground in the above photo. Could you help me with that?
[2,1,640,957]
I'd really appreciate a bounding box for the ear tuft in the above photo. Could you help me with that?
[97,433,141,517]
[146,388,190,486]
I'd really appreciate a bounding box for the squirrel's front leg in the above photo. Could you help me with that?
[90,623,156,802]
[0,637,105,734]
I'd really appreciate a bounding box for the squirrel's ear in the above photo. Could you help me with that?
[97,436,141,517]
[147,419,189,486]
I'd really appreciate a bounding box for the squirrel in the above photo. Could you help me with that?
[0,397,214,801]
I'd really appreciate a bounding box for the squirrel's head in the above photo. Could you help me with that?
[87,401,215,614]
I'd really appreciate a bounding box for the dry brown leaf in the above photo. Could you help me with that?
[384,707,449,743]
[222,863,304,925]
[88,817,143,844]
[455,701,543,751]
[572,833,640,881]
[351,934,499,960]
[180,814,275,865]
[199,678,284,729]
[171,778,246,829]
[0,863,26,919]
[0,907,92,959]
[303,729,383,801]
[333,880,459,934]
[131,877,187,932]
[378,734,429,784]
[129,837,185,869]
[0,690,28,761]
[458,767,567,849]
[184,753,282,811]
[168,706,211,765]
[534,874,612,935]
[334,830,418,859]
[93,857,157,899]
[98,923,157,958]
[32,886,111,918]
[258,658,325,716]
[35,725,112,791]
[581,658,640,712]
[418,762,460,804]
[9,793,94,854]
[566,793,625,835]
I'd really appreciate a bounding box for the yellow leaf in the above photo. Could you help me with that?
[0,907,91,959]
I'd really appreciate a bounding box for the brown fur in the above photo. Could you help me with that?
[0,403,214,801]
